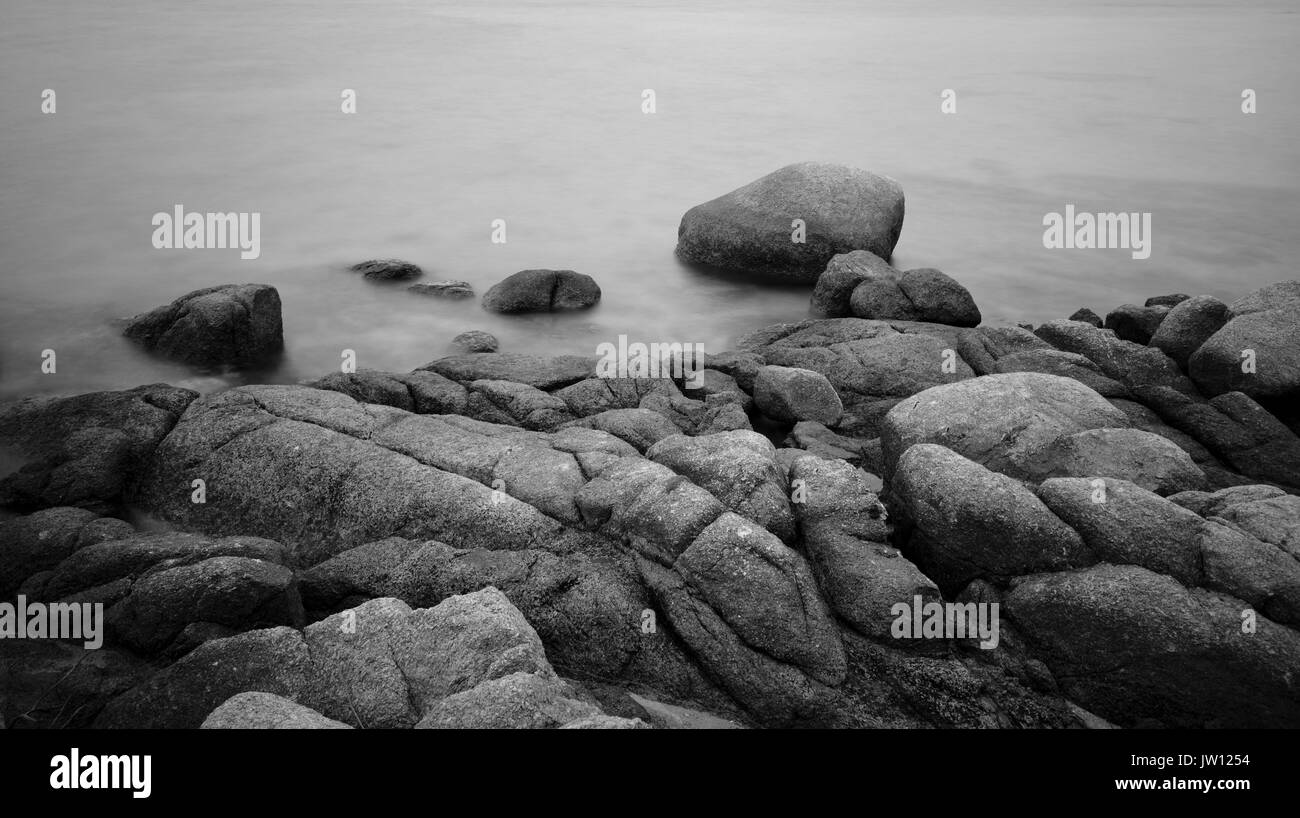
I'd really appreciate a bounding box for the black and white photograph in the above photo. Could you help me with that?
[0,0,1294,800]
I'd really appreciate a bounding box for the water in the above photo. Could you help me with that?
[2,0,1297,400]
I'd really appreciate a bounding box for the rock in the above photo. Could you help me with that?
[1168,484,1287,518]
[898,268,981,327]
[675,162,906,281]
[684,369,752,411]
[451,330,498,353]
[576,456,727,564]
[0,507,133,598]
[416,671,600,729]
[308,369,416,411]
[201,692,352,729]
[481,269,601,313]
[309,370,468,415]
[1226,280,1300,317]
[703,351,765,391]
[1198,523,1300,627]
[1,640,151,729]
[420,353,595,390]
[892,444,1092,591]
[108,555,304,654]
[553,377,682,418]
[635,554,838,725]
[1148,295,1230,368]
[318,539,721,705]
[788,455,939,639]
[123,284,284,368]
[849,267,980,327]
[39,532,287,601]
[137,385,582,564]
[1043,428,1207,495]
[564,408,680,452]
[0,384,197,515]
[1034,319,1197,394]
[350,259,422,281]
[784,421,865,464]
[1068,308,1103,327]
[408,280,473,298]
[992,349,1127,397]
[1004,563,1300,728]
[402,370,470,414]
[1189,308,1300,401]
[626,693,743,729]
[466,379,573,431]
[645,432,795,543]
[94,626,313,729]
[1145,293,1191,308]
[811,250,897,317]
[1135,387,1300,490]
[880,372,1129,482]
[751,322,975,419]
[1036,478,1206,585]
[753,365,843,425]
[1103,304,1170,345]
[676,512,848,685]
[1210,494,1300,560]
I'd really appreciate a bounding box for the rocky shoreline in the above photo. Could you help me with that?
[2,163,1298,730]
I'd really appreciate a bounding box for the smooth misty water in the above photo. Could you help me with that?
[2,0,1297,400]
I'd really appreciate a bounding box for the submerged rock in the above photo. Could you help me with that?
[123,283,283,369]
[351,259,422,281]
[481,269,601,313]
[409,280,473,298]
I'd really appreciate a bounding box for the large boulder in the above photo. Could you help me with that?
[646,432,795,544]
[0,384,197,515]
[0,507,133,598]
[481,269,601,313]
[880,372,1129,482]
[892,444,1093,591]
[1036,478,1206,585]
[1148,295,1229,368]
[676,162,905,281]
[123,283,283,368]
[849,267,980,327]
[752,365,843,425]
[1103,304,1169,345]
[1004,563,1300,728]
[1034,319,1197,394]
[788,455,939,641]
[1226,280,1300,317]
[1041,428,1207,495]
[1189,308,1300,403]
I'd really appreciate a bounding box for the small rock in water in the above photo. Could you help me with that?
[409,281,474,299]
[452,330,499,353]
[350,259,423,281]
[123,283,283,369]
[482,269,601,313]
